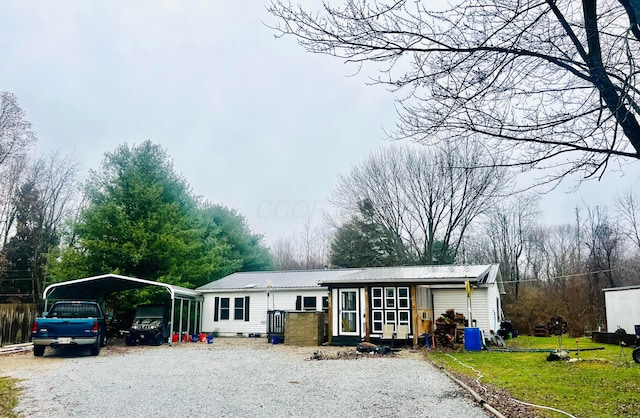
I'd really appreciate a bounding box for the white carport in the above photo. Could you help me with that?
[42,274,204,344]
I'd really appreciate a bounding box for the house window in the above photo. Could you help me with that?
[220,298,230,320]
[340,290,357,333]
[385,288,396,308]
[303,296,317,311]
[372,288,383,309]
[295,296,320,311]
[372,311,383,333]
[233,297,250,321]
[322,296,329,313]
[370,286,411,334]
[398,287,409,308]
[399,310,410,325]
[234,298,244,320]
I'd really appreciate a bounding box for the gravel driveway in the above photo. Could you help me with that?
[2,338,489,418]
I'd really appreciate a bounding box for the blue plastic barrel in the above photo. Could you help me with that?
[464,327,482,351]
[206,335,214,344]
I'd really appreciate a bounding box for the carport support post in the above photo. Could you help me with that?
[186,300,192,338]
[170,297,175,346]
[199,300,203,333]
[179,299,184,343]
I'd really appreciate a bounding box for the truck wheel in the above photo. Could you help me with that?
[100,333,107,347]
[33,345,45,357]
[151,333,164,346]
[90,342,100,356]
[125,335,135,346]
[633,347,640,364]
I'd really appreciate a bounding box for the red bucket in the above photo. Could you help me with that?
[199,333,207,342]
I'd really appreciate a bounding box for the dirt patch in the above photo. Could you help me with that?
[451,371,541,417]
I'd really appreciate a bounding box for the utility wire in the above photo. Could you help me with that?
[500,268,615,283]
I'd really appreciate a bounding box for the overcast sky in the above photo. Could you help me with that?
[1,1,639,247]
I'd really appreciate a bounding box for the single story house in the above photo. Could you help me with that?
[196,269,361,337]
[197,264,504,346]
[603,285,640,334]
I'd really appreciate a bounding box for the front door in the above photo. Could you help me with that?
[339,289,359,336]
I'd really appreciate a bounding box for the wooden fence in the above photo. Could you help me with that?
[0,304,38,346]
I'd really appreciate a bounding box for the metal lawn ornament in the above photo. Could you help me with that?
[547,316,568,350]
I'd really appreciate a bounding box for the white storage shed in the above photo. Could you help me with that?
[603,285,640,334]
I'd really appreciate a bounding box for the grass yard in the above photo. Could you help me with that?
[0,376,19,418]
[428,335,640,417]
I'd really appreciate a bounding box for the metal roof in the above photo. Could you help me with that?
[319,264,499,285]
[196,269,363,291]
[43,274,202,302]
[196,264,502,291]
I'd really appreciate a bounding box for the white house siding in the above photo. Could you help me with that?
[432,288,493,333]
[604,287,640,333]
[201,288,328,337]
[485,284,502,332]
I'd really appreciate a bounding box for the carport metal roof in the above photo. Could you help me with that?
[43,274,204,345]
[43,273,202,303]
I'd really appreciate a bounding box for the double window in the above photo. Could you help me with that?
[214,296,250,321]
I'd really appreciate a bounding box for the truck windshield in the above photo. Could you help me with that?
[135,306,165,318]
[47,303,101,318]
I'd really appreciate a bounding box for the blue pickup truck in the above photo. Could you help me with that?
[31,301,107,357]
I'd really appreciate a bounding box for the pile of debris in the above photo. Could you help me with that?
[308,349,363,360]
[434,309,466,348]
[308,342,400,361]
[356,341,397,355]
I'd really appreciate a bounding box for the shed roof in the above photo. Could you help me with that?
[43,274,202,302]
[196,269,363,291]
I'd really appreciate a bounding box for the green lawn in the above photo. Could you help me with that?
[0,376,19,418]
[428,336,640,417]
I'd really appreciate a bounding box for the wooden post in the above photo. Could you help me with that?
[363,286,370,342]
[327,289,332,345]
[411,285,418,347]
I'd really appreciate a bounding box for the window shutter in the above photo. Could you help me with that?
[214,297,219,322]
[295,296,302,311]
[244,296,250,321]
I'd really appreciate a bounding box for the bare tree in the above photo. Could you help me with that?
[269,1,640,183]
[30,151,81,248]
[271,236,302,270]
[0,92,35,248]
[271,216,333,270]
[615,189,640,251]
[298,217,331,269]
[0,151,80,302]
[584,205,623,288]
[331,143,510,264]
[0,155,28,247]
[482,194,540,298]
[0,92,36,167]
